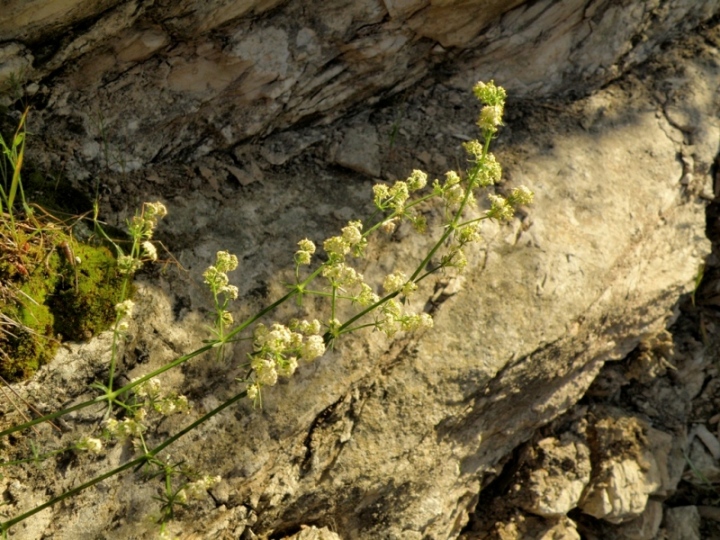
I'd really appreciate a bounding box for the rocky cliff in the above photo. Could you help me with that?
[1,1,719,539]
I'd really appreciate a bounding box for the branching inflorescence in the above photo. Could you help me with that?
[0,81,532,537]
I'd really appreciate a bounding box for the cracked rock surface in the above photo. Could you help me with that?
[1,2,719,539]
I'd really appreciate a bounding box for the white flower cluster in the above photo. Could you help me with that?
[176,475,221,503]
[320,220,377,305]
[115,299,134,318]
[76,436,104,454]
[115,299,135,332]
[248,320,326,402]
[356,283,380,307]
[373,169,427,214]
[487,194,514,221]
[129,201,167,241]
[382,271,416,296]
[117,254,143,275]
[203,251,239,307]
[131,376,190,416]
[142,240,158,262]
[507,185,534,207]
[323,220,365,262]
[376,298,433,338]
[295,238,316,266]
[153,395,190,416]
[105,417,145,441]
[432,170,476,211]
[472,80,506,134]
[119,201,167,274]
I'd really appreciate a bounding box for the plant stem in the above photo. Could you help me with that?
[0,389,247,534]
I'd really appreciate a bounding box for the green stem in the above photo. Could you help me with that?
[0,343,215,438]
[337,290,399,335]
[0,389,247,535]
[0,447,67,467]
[337,322,377,335]
[1,263,323,438]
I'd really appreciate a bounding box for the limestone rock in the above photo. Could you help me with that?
[0,2,718,540]
[333,125,381,177]
[684,435,720,485]
[614,500,664,540]
[0,0,715,166]
[281,526,342,540]
[663,506,701,540]
[579,409,672,524]
[512,434,591,517]
[486,515,581,540]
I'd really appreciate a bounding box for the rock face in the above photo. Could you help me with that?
[0,0,717,168]
[1,1,719,539]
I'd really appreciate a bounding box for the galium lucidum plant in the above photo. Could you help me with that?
[238,80,532,404]
[0,81,532,537]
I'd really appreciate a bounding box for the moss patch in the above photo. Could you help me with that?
[0,228,127,382]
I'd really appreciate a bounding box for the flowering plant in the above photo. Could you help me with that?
[0,81,532,536]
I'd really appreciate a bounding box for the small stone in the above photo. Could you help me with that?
[334,125,381,177]
[579,411,668,524]
[515,435,591,517]
[615,500,663,540]
[664,506,700,540]
[280,525,341,540]
[225,165,256,186]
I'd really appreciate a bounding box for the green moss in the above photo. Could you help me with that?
[0,230,129,382]
[47,239,127,342]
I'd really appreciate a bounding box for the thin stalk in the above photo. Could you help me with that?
[0,343,215,437]
[0,388,246,534]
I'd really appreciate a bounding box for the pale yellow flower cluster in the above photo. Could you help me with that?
[323,219,365,262]
[376,298,433,337]
[76,436,104,454]
[105,417,145,441]
[248,320,326,403]
[242,81,530,407]
[131,376,190,417]
[204,251,239,303]
[115,299,135,332]
[118,201,167,274]
[117,254,143,275]
[472,80,507,135]
[373,169,427,214]
[176,475,221,503]
[295,238,316,265]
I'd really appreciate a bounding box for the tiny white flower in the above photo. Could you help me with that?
[298,238,316,253]
[356,283,380,307]
[222,285,239,300]
[117,255,142,275]
[215,251,238,273]
[383,271,407,294]
[407,169,427,191]
[295,250,312,265]
[78,436,103,454]
[252,357,278,386]
[373,184,390,207]
[142,241,158,261]
[301,335,326,361]
[278,356,298,377]
[324,236,351,258]
[477,104,504,131]
[341,221,363,246]
[115,299,135,318]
